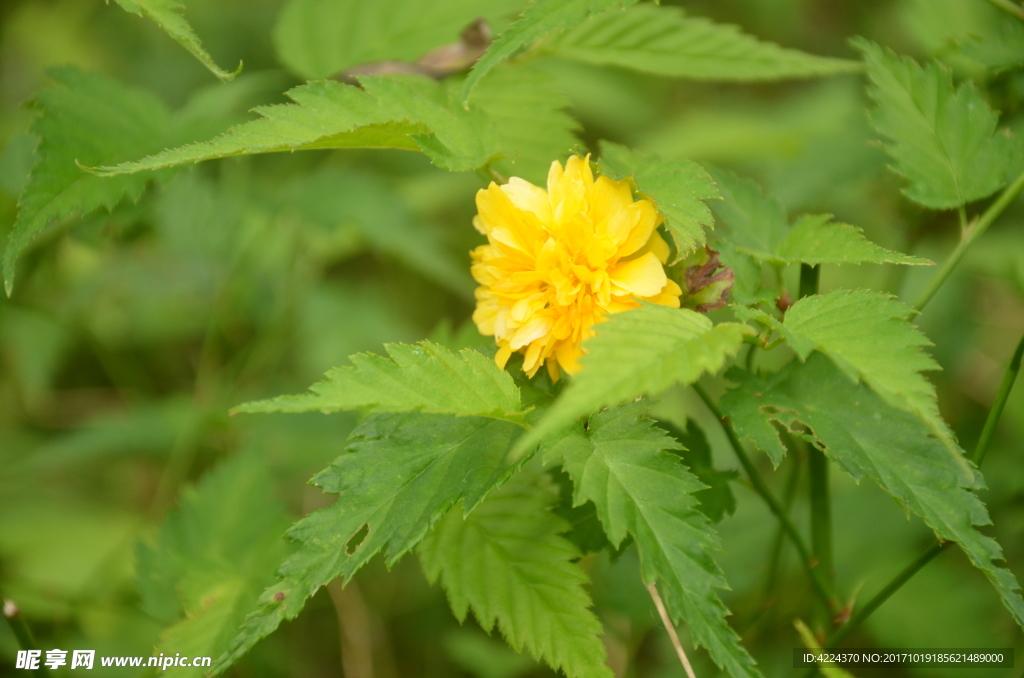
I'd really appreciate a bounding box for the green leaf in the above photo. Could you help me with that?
[234,341,527,424]
[519,304,752,453]
[855,38,1012,209]
[137,452,291,676]
[214,413,523,672]
[4,67,171,294]
[419,472,613,678]
[659,420,737,524]
[737,290,965,472]
[544,403,761,678]
[776,214,931,266]
[460,0,638,102]
[470,63,580,184]
[709,167,928,266]
[272,0,526,80]
[961,20,1024,73]
[110,0,240,82]
[549,4,860,81]
[282,167,476,299]
[599,141,720,260]
[91,75,498,176]
[722,354,1024,629]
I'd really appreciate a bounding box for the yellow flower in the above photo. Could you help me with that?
[471,155,683,380]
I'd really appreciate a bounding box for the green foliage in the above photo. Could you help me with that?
[599,141,720,260]
[110,0,241,81]
[548,3,860,81]
[545,403,761,678]
[520,303,753,451]
[722,354,1024,628]
[419,473,613,678]
[136,452,292,675]
[736,290,964,469]
[856,38,1013,209]
[91,75,496,174]
[709,167,928,266]
[460,0,637,101]
[234,340,527,423]
[214,413,523,671]
[4,68,170,294]
[659,420,737,524]
[273,0,525,80]
[961,20,1024,72]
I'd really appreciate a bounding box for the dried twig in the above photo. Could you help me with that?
[646,583,697,678]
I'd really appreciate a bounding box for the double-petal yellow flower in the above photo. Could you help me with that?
[471,155,682,380]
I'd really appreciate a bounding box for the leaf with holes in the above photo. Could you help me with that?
[545,403,761,678]
[722,354,1024,629]
[419,472,613,678]
[212,413,523,673]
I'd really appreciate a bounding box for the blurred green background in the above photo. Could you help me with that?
[1,0,1023,676]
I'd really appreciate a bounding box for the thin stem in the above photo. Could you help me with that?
[804,337,1024,674]
[761,451,803,601]
[914,168,1024,312]
[808,446,834,624]
[647,583,697,678]
[985,0,1024,20]
[973,333,1024,467]
[798,264,820,300]
[3,596,49,677]
[692,384,839,612]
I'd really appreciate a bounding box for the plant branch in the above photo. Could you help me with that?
[973,333,1024,467]
[914,169,1024,312]
[647,583,697,678]
[804,335,1024,674]
[2,595,49,677]
[692,383,839,613]
[985,0,1024,20]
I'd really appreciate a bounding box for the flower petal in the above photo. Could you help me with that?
[609,252,668,297]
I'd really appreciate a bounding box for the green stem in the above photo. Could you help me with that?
[985,0,1024,20]
[973,333,1024,467]
[798,264,820,300]
[805,336,1024,674]
[693,384,839,612]
[2,595,49,677]
[802,542,951,677]
[808,447,834,621]
[914,169,1024,312]
[761,451,803,601]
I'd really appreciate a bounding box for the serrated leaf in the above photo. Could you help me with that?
[722,354,1024,629]
[548,4,860,81]
[136,452,291,676]
[961,20,1024,72]
[273,0,526,80]
[419,473,613,678]
[471,63,580,183]
[544,403,761,678]
[233,341,527,423]
[92,75,498,176]
[709,166,927,266]
[213,413,523,673]
[110,0,240,82]
[776,214,931,266]
[519,304,752,453]
[856,38,1012,209]
[736,290,965,473]
[659,420,737,524]
[4,67,171,294]
[599,141,720,260]
[460,0,638,101]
